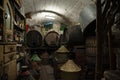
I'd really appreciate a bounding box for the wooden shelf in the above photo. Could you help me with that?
[3,59,16,67]
[14,23,25,32]
[17,57,23,62]
[16,43,22,47]
[14,41,24,45]
[14,0,21,9]
[15,6,25,19]
[0,42,17,45]
[0,5,4,11]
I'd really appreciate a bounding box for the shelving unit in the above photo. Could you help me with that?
[0,42,17,80]
[1,0,26,78]
[14,6,25,43]
[11,0,26,75]
[0,0,26,79]
[14,1,21,9]
[9,0,25,43]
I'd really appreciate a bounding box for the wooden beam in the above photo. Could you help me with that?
[107,0,118,70]
[95,0,103,80]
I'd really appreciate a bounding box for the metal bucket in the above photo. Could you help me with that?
[79,3,96,32]
[44,31,60,47]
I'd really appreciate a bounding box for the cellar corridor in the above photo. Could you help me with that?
[0,0,120,80]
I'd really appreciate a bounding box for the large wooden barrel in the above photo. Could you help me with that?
[44,31,59,47]
[26,30,43,48]
[67,25,84,46]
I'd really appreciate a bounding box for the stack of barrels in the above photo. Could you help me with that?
[26,30,60,48]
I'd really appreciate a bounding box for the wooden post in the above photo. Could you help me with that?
[108,22,116,70]
[95,0,103,80]
[104,0,118,70]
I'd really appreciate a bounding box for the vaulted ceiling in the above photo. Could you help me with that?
[22,0,95,26]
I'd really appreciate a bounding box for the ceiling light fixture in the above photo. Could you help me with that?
[41,12,56,16]
[45,16,55,20]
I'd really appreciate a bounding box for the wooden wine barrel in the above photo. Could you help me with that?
[26,30,43,48]
[67,25,84,46]
[44,31,59,47]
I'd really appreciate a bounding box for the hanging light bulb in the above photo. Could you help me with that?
[45,16,55,20]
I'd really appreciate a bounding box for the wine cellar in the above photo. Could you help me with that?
[0,0,120,80]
